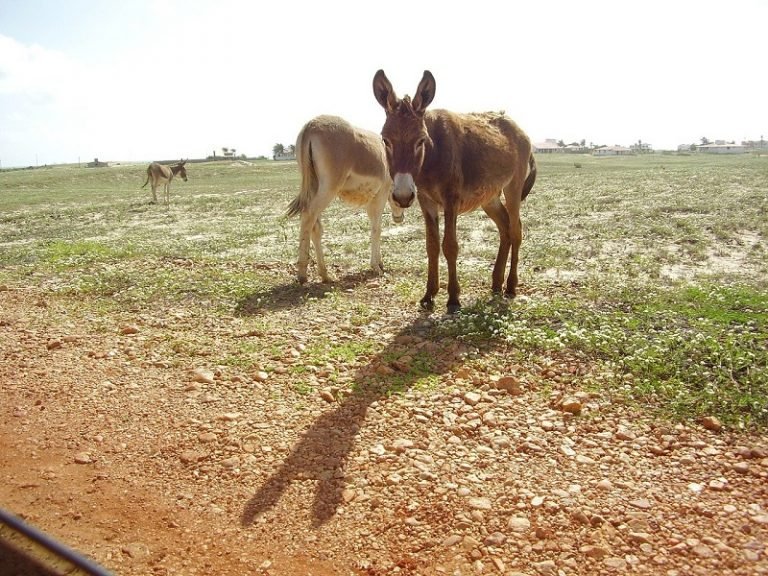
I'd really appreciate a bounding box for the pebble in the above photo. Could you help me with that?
[442,535,462,547]
[46,339,63,351]
[700,416,722,432]
[604,557,627,570]
[120,324,139,335]
[560,398,582,414]
[252,371,269,382]
[74,452,92,464]
[191,368,215,384]
[180,450,205,464]
[468,497,492,510]
[581,545,609,559]
[532,560,557,576]
[630,498,653,510]
[463,392,481,406]
[628,532,651,544]
[692,544,714,558]
[483,532,507,546]
[596,479,613,491]
[121,542,150,561]
[732,462,750,474]
[392,438,414,453]
[493,376,522,395]
[615,429,636,441]
[319,389,335,403]
[508,517,531,533]
[221,456,240,468]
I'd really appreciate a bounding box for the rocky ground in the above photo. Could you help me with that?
[1,279,767,576]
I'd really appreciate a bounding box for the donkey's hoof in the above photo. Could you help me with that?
[447,302,462,314]
[419,297,434,311]
[297,275,308,285]
[503,289,517,299]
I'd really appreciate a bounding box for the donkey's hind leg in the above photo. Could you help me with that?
[502,183,524,297]
[482,196,512,293]
[297,211,316,284]
[310,217,332,282]
[300,184,336,283]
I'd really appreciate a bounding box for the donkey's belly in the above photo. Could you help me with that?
[338,174,382,207]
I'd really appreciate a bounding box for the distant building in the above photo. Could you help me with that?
[741,139,767,151]
[592,146,632,157]
[565,143,589,153]
[630,142,653,153]
[273,151,296,161]
[87,157,109,168]
[696,143,747,154]
[533,139,563,154]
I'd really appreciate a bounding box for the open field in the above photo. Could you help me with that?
[1,154,767,575]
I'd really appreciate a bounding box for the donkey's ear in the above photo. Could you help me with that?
[373,69,397,112]
[412,70,436,114]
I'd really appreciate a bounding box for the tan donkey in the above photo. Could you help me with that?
[286,115,406,284]
[142,160,188,205]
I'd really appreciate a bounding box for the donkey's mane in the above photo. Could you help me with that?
[394,95,420,119]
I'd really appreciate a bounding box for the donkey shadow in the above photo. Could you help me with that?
[240,310,503,528]
[235,269,385,316]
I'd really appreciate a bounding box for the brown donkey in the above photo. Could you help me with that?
[373,70,537,313]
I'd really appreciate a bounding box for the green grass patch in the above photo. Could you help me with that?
[435,282,767,428]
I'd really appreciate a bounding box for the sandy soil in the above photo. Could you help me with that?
[1,283,767,576]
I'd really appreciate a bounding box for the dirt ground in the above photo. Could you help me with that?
[1,282,767,576]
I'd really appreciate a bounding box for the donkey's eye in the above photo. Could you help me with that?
[414,138,426,152]
[383,138,393,150]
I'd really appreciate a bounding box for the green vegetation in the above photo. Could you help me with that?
[1,154,766,428]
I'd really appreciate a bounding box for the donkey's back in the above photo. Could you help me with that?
[287,115,390,216]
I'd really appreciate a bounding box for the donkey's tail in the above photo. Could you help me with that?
[521,154,537,200]
[285,125,318,218]
[141,168,150,189]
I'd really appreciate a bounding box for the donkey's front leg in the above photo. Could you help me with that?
[419,201,441,310]
[366,191,387,275]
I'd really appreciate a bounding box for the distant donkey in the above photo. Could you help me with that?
[286,115,406,283]
[142,160,188,205]
[373,70,537,313]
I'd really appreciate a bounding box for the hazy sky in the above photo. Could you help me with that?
[1,0,766,167]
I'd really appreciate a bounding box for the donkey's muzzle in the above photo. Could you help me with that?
[392,172,416,209]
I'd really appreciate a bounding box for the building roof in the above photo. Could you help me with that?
[533,141,562,150]
[696,143,745,148]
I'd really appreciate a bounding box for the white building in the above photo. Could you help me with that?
[592,146,632,157]
[696,143,747,154]
[533,139,563,154]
